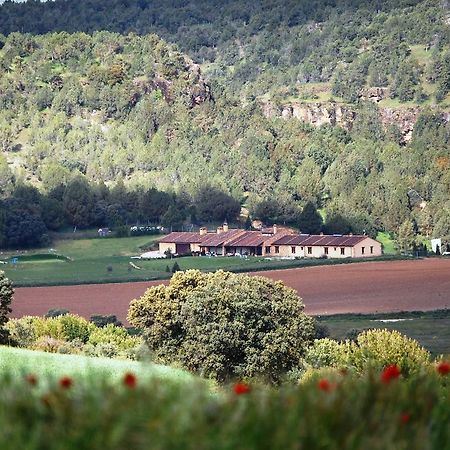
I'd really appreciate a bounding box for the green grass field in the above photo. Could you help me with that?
[0,346,194,385]
[0,234,405,287]
[317,309,450,356]
[376,231,396,254]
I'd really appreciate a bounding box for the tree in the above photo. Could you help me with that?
[397,219,416,254]
[2,198,48,248]
[161,204,186,231]
[128,270,315,382]
[323,213,353,235]
[194,186,240,223]
[62,176,95,228]
[0,271,13,344]
[298,202,322,234]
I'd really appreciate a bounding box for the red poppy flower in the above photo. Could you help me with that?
[233,382,251,395]
[123,372,137,389]
[318,378,334,392]
[436,361,450,376]
[381,365,401,384]
[25,374,38,386]
[400,413,410,425]
[59,376,73,389]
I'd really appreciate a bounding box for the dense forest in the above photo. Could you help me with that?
[0,0,449,248]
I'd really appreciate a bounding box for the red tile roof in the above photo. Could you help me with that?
[160,230,373,248]
[198,230,245,247]
[159,232,204,244]
[272,234,368,247]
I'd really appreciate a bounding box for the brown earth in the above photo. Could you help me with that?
[11,259,450,324]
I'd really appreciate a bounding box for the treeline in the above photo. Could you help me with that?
[0,0,448,103]
[0,179,240,248]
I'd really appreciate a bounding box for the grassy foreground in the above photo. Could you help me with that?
[1,235,403,287]
[0,359,448,450]
[0,346,194,384]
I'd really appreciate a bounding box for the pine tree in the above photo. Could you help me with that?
[298,202,322,234]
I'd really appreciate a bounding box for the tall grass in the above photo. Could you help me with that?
[0,364,448,450]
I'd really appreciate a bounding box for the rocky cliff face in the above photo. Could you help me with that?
[260,101,446,143]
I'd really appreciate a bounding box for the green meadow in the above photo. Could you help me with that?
[0,234,402,287]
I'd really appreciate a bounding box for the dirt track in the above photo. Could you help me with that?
[11,259,450,324]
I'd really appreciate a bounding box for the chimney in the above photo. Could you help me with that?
[199,227,207,236]
[217,226,223,234]
[273,224,278,235]
[349,232,353,236]
[320,232,324,236]
[223,221,229,232]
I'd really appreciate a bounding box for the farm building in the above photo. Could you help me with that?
[158,224,382,258]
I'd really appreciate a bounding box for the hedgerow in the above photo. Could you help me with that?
[5,315,141,359]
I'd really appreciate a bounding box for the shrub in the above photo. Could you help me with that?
[171,262,180,273]
[340,329,430,376]
[0,271,13,344]
[87,324,140,352]
[90,314,122,328]
[304,338,345,369]
[7,314,94,347]
[58,314,94,343]
[128,270,315,382]
[32,336,66,353]
[5,316,36,347]
[45,308,70,318]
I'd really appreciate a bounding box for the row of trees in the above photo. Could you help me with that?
[0,179,241,248]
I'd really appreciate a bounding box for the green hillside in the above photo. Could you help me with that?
[0,0,448,252]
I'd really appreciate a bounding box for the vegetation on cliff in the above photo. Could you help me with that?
[0,1,449,249]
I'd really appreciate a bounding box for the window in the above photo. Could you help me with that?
[340,248,345,255]
[307,247,312,255]
[334,247,337,251]
[324,247,329,255]
[291,246,296,254]
[301,246,304,250]
[265,246,271,254]
[362,247,365,255]
[370,246,374,254]
[275,246,279,254]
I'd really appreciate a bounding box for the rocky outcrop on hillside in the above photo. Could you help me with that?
[260,100,447,143]
[133,62,211,107]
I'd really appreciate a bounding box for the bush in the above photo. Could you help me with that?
[0,271,13,344]
[58,314,94,343]
[304,338,345,369]
[90,314,122,328]
[5,316,36,347]
[340,329,430,376]
[128,270,315,382]
[87,323,141,357]
[45,308,70,318]
[32,336,66,353]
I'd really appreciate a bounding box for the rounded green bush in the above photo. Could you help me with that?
[341,329,430,376]
[304,338,345,369]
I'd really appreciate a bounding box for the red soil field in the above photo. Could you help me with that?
[11,259,450,324]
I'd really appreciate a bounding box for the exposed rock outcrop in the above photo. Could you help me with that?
[260,100,448,143]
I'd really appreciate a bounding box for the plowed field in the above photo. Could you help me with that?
[11,259,450,324]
